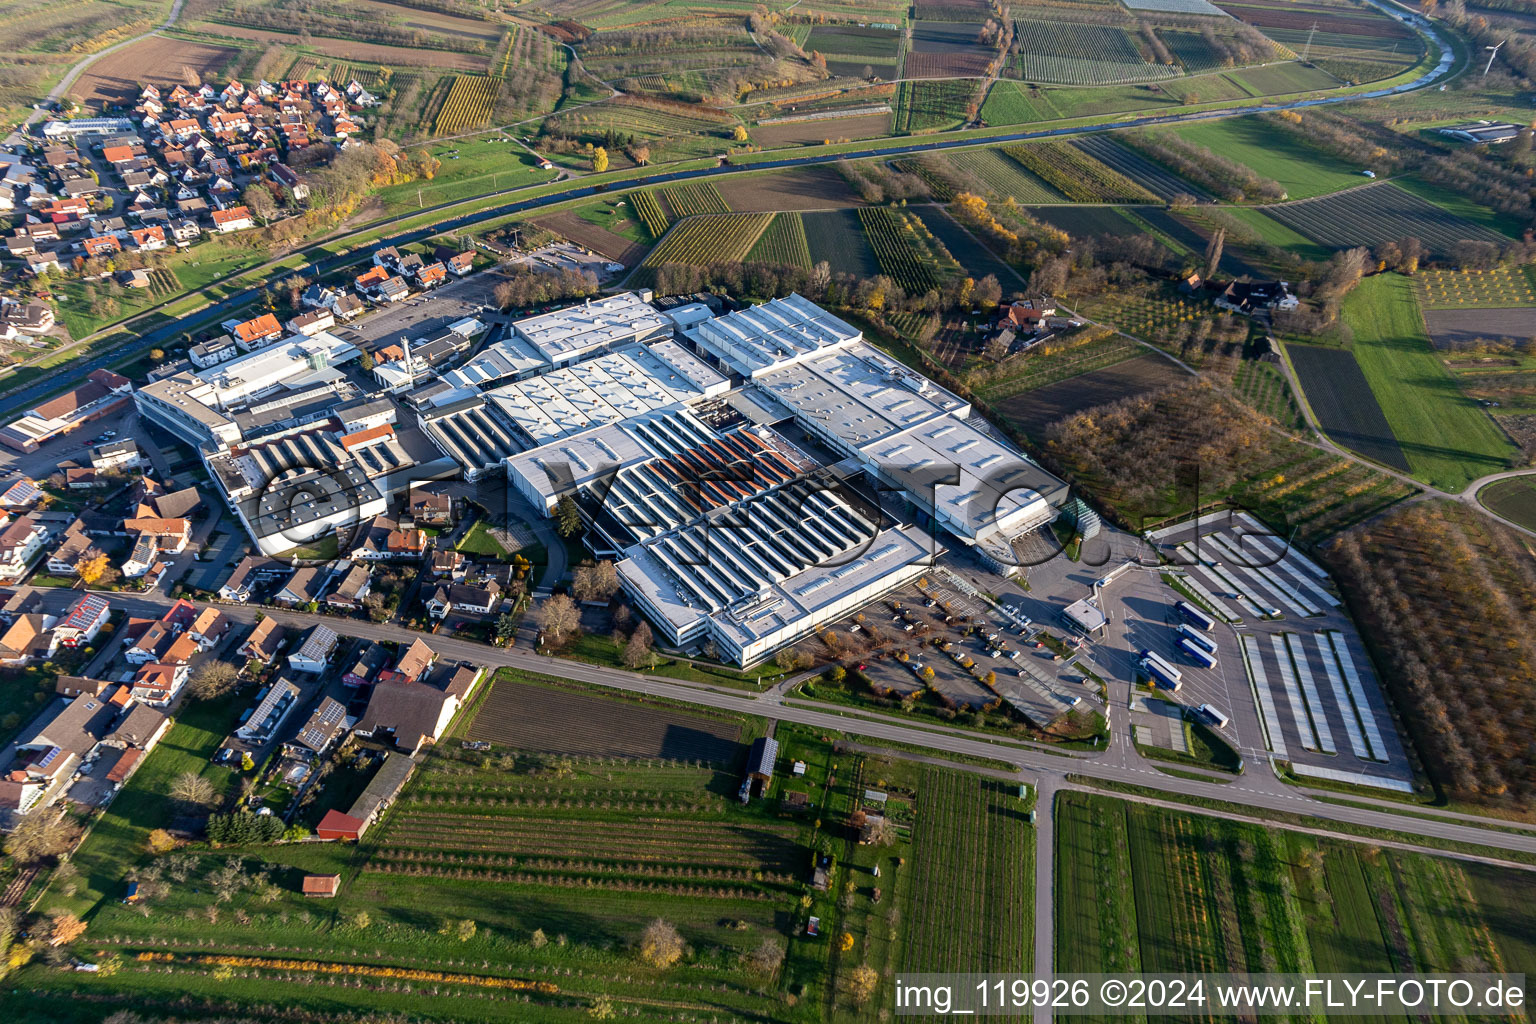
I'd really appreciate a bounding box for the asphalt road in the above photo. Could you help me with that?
[50,585,1536,860]
[0,0,1454,421]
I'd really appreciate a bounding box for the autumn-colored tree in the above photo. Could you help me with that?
[146,828,178,854]
[75,551,112,586]
[732,124,748,143]
[4,813,81,865]
[46,911,86,947]
[638,918,684,968]
[843,963,879,1005]
[591,147,609,173]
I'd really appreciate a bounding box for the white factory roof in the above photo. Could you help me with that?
[505,419,655,508]
[752,341,967,448]
[690,293,861,377]
[199,331,359,408]
[617,482,934,650]
[646,337,729,396]
[440,335,548,389]
[512,291,668,365]
[866,417,1056,542]
[483,346,703,446]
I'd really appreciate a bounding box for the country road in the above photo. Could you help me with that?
[53,585,1536,861]
[0,0,1456,421]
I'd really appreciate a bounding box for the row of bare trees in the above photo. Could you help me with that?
[1328,502,1536,804]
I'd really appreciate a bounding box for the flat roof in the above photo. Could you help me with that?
[512,291,668,364]
[440,335,548,389]
[691,293,861,376]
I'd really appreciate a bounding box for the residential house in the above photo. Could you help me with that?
[325,564,371,610]
[88,438,142,471]
[236,677,300,742]
[0,516,48,580]
[342,641,389,687]
[429,549,466,580]
[83,235,120,257]
[123,516,190,554]
[284,696,347,758]
[3,692,115,812]
[240,617,286,661]
[415,261,447,289]
[426,581,500,619]
[188,607,230,649]
[46,520,95,575]
[190,335,238,368]
[446,250,474,276]
[378,637,435,686]
[211,205,254,232]
[53,593,110,648]
[129,226,166,251]
[288,623,339,673]
[230,312,283,349]
[130,661,189,705]
[219,555,285,602]
[0,478,41,510]
[55,675,112,698]
[349,516,427,560]
[108,702,169,750]
[1215,280,1299,315]
[0,613,57,666]
[407,485,454,527]
[120,533,158,578]
[273,566,324,607]
[0,300,54,334]
[286,309,334,336]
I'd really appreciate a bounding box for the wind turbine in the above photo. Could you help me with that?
[1483,38,1505,77]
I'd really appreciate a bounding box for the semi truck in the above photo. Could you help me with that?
[1180,638,1218,669]
[1177,624,1217,655]
[1140,650,1183,690]
[1176,600,1215,631]
[1197,704,1230,729]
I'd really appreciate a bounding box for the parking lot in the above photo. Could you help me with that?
[340,272,506,352]
[1147,511,1413,790]
[825,569,1091,726]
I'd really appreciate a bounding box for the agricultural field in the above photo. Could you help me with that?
[465,674,743,761]
[1261,183,1507,256]
[640,213,773,269]
[434,75,499,135]
[1004,142,1159,203]
[804,25,902,61]
[1417,264,1536,309]
[1057,793,1536,989]
[1423,308,1536,350]
[630,191,670,238]
[1167,117,1368,199]
[899,768,1033,974]
[991,348,1184,438]
[904,21,997,78]
[1070,135,1207,202]
[753,112,892,147]
[1287,342,1411,472]
[69,36,238,109]
[1028,205,1139,240]
[859,207,963,293]
[713,166,865,212]
[911,206,1020,283]
[659,181,729,218]
[181,23,493,71]
[1232,358,1305,431]
[949,147,1064,203]
[747,213,813,269]
[1225,61,1341,96]
[1134,207,1265,278]
[803,209,880,277]
[1479,475,1536,531]
[1343,275,1518,488]
[892,79,976,133]
[1012,21,1176,85]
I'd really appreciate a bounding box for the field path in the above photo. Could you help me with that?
[5,0,186,146]
[1034,776,1057,1009]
